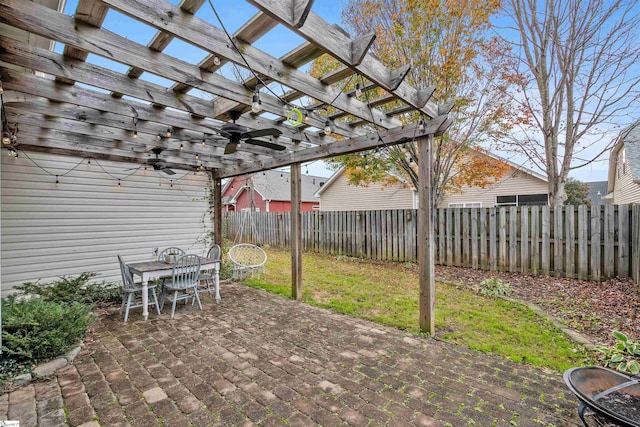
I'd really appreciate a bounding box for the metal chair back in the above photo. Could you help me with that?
[159,247,185,263]
[207,244,221,261]
[117,255,137,291]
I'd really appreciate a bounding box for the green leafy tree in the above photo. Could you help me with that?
[311,0,528,206]
[563,178,591,206]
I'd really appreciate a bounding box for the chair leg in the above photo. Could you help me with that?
[193,287,203,310]
[151,288,161,316]
[124,292,134,322]
[120,294,126,315]
[159,288,166,311]
[170,291,178,319]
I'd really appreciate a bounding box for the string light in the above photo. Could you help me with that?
[117,179,121,188]
[55,175,59,186]
[418,119,425,132]
[251,91,262,113]
[280,173,284,180]
[179,143,184,150]
[156,134,162,141]
[166,127,172,138]
[303,110,309,123]
[2,133,10,145]
[355,82,362,97]
[324,120,332,135]
[132,130,138,139]
[213,55,221,66]
[195,153,199,160]
[202,134,206,147]
[170,180,173,188]
[87,158,91,165]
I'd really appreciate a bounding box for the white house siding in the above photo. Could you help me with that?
[319,172,414,211]
[1,152,211,295]
[439,168,548,208]
[613,151,640,204]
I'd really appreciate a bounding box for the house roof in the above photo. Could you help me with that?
[224,170,327,204]
[607,121,640,193]
[316,150,547,197]
[585,181,608,206]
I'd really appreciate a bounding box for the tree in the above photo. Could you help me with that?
[501,0,640,206]
[312,0,527,207]
[564,178,591,206]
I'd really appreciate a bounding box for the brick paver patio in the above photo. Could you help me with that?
[2,283,582,426]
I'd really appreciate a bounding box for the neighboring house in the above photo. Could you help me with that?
[222,170,326,212]
[605,122,640,204]
[585,181,608,206]
[316,154,549,211]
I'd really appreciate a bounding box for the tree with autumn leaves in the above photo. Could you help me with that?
[310,0,527,207]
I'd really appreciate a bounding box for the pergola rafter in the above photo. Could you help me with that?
[0,0,451,333]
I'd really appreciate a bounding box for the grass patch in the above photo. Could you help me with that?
[244,249,591,372]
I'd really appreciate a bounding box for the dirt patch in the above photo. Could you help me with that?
[435,265,640,346]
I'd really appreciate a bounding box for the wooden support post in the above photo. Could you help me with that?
[211,173,223,247]
[291,163,303,299]
[418,135,435,335]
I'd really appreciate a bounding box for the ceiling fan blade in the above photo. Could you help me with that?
[162,168,176,175]
[224,141,239,154]
[243,128,282,138]
[244,139,287,151]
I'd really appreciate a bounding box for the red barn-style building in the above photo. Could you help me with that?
[222,170,326,212]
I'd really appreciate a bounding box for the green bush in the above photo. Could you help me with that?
[1,295,94,363]
[14,272,121,305]
[596,331,640,374]
[472,277,512,297]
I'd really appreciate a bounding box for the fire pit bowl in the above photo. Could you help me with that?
[564,366,640,426]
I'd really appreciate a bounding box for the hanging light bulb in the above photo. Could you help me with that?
[87,158,91,165]
[0,80,3,95]
[170,180,174,188]
[195,153,199,161]
[132,130,138,139]
[324,120,332,135]
[280,173,284,180]
[179,143,184,150]
[213,55,221,66]
[156,134,162,141]
[117,179,121,188]
[251,91,262,113]
[55,175,59,186]
[166,127,172,138]
[202,134,206,147]
[144,166,148,172]
[2,133,11,145]
[303,110,309,123]
[355,82,362,97]
[418,119,425,132]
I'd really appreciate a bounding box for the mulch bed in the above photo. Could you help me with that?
[435,265,640,346]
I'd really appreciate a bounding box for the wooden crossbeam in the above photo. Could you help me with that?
[217,115,451,178]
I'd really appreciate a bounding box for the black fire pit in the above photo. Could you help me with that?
[564,367,640,426]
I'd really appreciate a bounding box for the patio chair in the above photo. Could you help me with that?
[199,244,221,296]
[117,255,161,322]
[158,247,185,263]
[160,254,202,319]
[228,244,267,280]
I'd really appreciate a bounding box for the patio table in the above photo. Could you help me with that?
[127,256,220,320]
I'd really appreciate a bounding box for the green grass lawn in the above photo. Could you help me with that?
[244,248,591,373]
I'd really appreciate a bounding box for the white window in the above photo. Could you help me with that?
[448,202,482,208]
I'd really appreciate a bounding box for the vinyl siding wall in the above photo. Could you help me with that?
[1,152,211,296]
[319,172,415,211]
[613,147,640,204]
[439,168,548,208]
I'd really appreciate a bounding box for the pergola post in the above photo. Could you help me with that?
[291,163,303,299]
[212,173,223,248]
[418,134,435,335]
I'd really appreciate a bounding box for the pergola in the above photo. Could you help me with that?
[0,0,451,333]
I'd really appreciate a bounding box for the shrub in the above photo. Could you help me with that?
[14,272,121,305]
[596,331,640,374]
[1,295,94,363]
[472,277,512,297]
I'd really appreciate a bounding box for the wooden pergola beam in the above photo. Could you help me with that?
[217,115,450,178]
[290,162,302,299]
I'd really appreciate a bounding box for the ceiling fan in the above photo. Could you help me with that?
[144,147,176,175]
[214,111,285,155]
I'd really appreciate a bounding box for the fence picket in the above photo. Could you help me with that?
[618,205,629,278]
[591,206,601,280]
[604,204,615,277]
[520,206,529,274]
[577,206,588,280]
[565,206,575,278]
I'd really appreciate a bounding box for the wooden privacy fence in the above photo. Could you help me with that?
[224,204,640,282]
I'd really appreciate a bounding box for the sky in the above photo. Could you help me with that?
[56,0,618,183]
